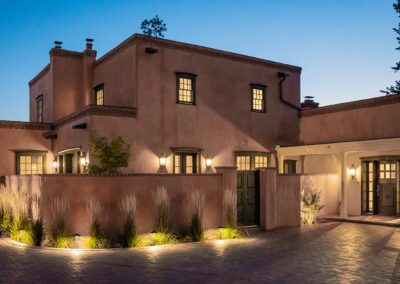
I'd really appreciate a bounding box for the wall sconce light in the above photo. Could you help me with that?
[52,159,59,173]
[205,158,213,168]
[158,156,167,174]
[349,164,357,180]
[80,152,89,173]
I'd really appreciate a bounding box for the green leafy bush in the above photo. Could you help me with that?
[10,229,33,245]
[89,135,130,174]
[85,220,104,249]
[152,232,178,245]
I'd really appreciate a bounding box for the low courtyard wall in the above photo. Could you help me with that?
[40,173,225,236]
[260,169,301,230]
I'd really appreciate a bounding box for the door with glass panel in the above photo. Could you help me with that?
[173,152,197,174]
[378,161,397,215]
[362,159,397,216]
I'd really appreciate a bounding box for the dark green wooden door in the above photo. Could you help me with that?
[237,171,260,226]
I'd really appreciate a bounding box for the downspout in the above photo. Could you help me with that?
[278,72,302,111]
[275,72,302,172]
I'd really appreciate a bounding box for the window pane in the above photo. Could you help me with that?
[174,155,181,173]
[236,156,250,170]
[255,155,268,168]
[252,87,265,111]
[17,154,44,175]
[96,88,104,106]
[186,155,193,174]
[178,77,194,104]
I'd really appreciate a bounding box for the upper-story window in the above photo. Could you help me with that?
[176,72,196,105]
[251,84,266,112]
[284,160,297,174]
[94,84,104,106]
[36,95,43,122]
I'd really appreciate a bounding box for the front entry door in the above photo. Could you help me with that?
[237,171,260,226]
[65,153,74,174]
[378,183,396,215]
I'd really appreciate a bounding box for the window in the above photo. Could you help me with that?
[176,72,196,104]
[284,160,297,174]
[36,95,43,122]
[379,161,397,180]
[251,84,266,112]
[174,152,198,173]
[94,84,104,106]
[236,155,251,170]
[236,152,269,170]
[16,152,46,175]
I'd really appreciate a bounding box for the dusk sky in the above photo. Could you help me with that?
[0,0,397,121]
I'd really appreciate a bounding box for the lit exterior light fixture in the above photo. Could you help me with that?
[158,156,167,174]
[349,164,357,180]
[80,152,88,173]
[52,159,59,173]
[205,158,213,173]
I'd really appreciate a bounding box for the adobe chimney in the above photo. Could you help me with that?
[85,38,94,50]
[301,96,319,110]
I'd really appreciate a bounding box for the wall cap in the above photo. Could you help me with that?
[301,94,400,117]
[0,120,52,131]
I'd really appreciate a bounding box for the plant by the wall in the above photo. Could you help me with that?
[49,197,71,248]
[222,189,237,229]
[30,219,44,246]
[189,190,205,242]
[86,198,105,248]
[153,186,170,233]
[120,195,138,247]
[301,175,325,225]
[89,135,130,174]
[219,227,242,240]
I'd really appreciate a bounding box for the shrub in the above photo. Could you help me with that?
[49,197,70,247]
[153,186,170,233]
[86,198,105,248]
[222,189,237,229]
[301,175,325,225]
[89,135,130,174]
[152,232,178,245]
[219,227,242,240]
[10,229,33,245]
[189,190,205,242]
[120,195,138,247]
[30,219,44,246]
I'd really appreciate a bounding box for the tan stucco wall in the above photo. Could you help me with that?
[260,168,300,230]
[0,127,53,175]
[29,68,52,123]
[40,174,225,235]
[300,102,400,144]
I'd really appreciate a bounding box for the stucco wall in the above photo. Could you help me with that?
[300,101,400,144]
[0,126,53,176]
[301,174,340,216]
[29,67,52,123]
[260,168,300,230]
[40,174,225,236]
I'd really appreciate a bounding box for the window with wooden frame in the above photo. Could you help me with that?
[284,160,297,174]
[172,148,201,174]
[16,151,46,175]
[36,95,43,122]
[251,84,266,112]
[176,72,196,105]
[236,152,269,170]
[94,84,104,106]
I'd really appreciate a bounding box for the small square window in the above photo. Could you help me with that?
[176,73,196,105]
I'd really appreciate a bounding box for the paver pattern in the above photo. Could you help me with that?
[1,222,400,283]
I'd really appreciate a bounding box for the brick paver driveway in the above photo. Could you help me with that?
[1,222,400,283]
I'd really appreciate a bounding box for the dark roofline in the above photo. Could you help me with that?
[29,64,50,86]
[301,94,400,117]
[95,34,302,73]
[0,120,52,130]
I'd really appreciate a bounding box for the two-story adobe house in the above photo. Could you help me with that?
[2,34,301,177]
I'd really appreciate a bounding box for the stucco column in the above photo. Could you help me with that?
[215,166,238,227]
[277,154,285,174]
[339,152,348,218]
[300,155,305,175]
